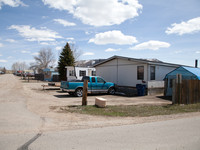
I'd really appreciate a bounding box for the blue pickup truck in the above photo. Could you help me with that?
[60,76,116,97]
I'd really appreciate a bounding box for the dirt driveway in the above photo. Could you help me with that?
[27,81,172,107]
[1,74,199,135]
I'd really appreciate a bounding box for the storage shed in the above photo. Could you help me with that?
[164,66,200,96]
[43,68,59,82]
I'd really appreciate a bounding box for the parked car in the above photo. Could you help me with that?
[60,76,116,97]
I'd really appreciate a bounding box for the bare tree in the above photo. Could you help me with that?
[31,48,55,73]
[70,43,82,61]
[12,62,28,72]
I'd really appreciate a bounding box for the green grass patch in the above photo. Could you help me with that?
[57,103,200,117]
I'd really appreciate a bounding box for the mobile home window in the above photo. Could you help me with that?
[150,66,155,80]
[69,70,74,76]
[92,71,96,76]
[137,66,144,80]
[79,70,86,76]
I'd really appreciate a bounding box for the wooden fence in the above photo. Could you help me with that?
[172,75,200,104]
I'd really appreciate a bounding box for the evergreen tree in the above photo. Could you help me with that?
[58,43,75,81]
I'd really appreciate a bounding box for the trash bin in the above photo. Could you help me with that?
[136,84,146,96]
[136,84,142,96]
[141,84,146,96]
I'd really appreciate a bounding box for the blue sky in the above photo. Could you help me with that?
[0,0,200,69]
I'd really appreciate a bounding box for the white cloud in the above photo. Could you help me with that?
[0,0,27,9]
[21,50,30,54]
[39,40,71,46]
[89,30,137,45]
[55,46,62,51]
[85,31,91,35]
[31,52,39,56]
[40,42,50,45]
[130,40,170,50]
[54,19,76,26]
[174,50,182,54]
[0,59,7,62]
[196,51,200,54]
[166,17,200,35]
[67,41,74,44]
[8,25,62,42]
[42,0,142,26]
[83,52,94,56]
[42,0,75,13]
[42,16,49,19]
[5,39,16,43]
[105,48,120,52]
[60,41,67,44]
[66,37,74,41]
[0,43,3,47]
[0,54,2,56]
[7,56,13,59]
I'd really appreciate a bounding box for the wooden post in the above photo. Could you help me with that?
[82,80,88,106]
[179,74,182,104]
[175,74,182,104]
[198,80,200,103]
[164,79,168,96]
[172,79,176,104]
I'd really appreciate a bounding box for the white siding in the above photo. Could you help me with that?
[66,66,96,80]
[118,63,148,86]
[148,65,177,81]
[96,58,179,87]
[96,66,117,83]
[96,58,148,87]
[75,67,96,80]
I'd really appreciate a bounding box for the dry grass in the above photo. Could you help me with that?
[56,103,200,117]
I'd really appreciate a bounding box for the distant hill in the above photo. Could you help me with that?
[75,58,162,68]
[75,59,106,67]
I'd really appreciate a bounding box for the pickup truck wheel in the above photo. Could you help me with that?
[75,88,83,97]
[108,87,115,95]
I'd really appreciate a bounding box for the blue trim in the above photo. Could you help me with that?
[182,66,200,80]
[164,66,200,80]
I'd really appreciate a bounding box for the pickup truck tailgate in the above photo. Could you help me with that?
[61,81,69,89]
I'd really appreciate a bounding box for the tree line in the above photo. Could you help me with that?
[12,42,81,80]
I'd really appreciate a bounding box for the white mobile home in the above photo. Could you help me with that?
[94,56,181,89]
[66,66,96,81]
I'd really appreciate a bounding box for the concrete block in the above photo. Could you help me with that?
[95,97,107,108]
[148,88,164,96]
